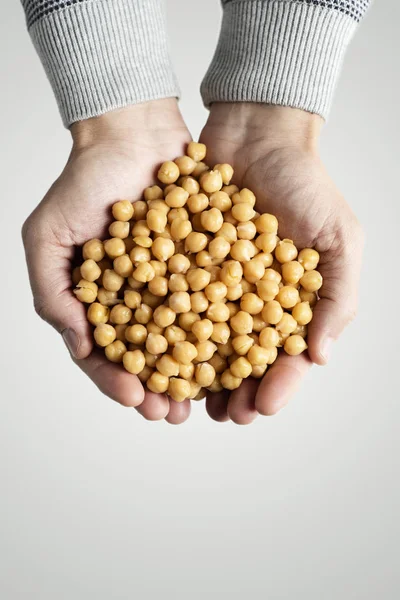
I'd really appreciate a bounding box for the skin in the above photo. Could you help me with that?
[201,103,364,424]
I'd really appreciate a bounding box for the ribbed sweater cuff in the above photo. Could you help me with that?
[25,0,180,127]
[201,0,365,119]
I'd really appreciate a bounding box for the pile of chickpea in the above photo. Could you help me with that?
[72,142,322,402]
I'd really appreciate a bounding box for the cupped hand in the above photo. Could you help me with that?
[22,99,192,424]
[200,103,364,424]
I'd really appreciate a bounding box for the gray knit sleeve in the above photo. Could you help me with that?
[22,0,180,127]
[201,0,371,119]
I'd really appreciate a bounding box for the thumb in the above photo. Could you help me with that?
[22,222,93,360]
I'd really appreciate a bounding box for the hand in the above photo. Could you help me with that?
[200,103,364,424]
[22,99,193,424]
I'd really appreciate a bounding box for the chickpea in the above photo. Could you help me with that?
[145,333,168,355]
[179,311,200,332]
[275,239,298,263]
[96,288,118,307]
[135,303,153,325]
[164,325,186,345]
[146,276,167,297]
[139,290,162,309]
[168,208,189,224]
[133,237,152,250]
[146,321,163,335]
[132,220,151,237]
[173,341,198,365]
[112,255,133,278]
[195,340,217,363]
[276,313,297,334]
[112,200,134,222]
[168,378,191,402]
[190,213,206,233]
[104,238,126,259]
[226,284,243,301]
[284,335,308,356]
[130,246,151,265]
[208,353,227,374]
[168,291,190,314]
[168,253,191,275]
[255,233,278,253]
[220,184,238,198]
[105,340,127,363]
[219,260,242,287]
[100,269,123,292]
[144,349,159,368]
[232,188,256,207]
[252,315,267,333]
[165,186,189,209]
[83,238,105,262]
[204,265,221,282]
[299,288,318,307]
[151,237,175,262]
[217,339,234,358]
[240,280,256,294]
[187,141,207,162]
[209,191,232,212]
[185,268,211,292]
[204,282,227,303]
[187,193,209,214]
[190,291,208,314]
[226,302,239,319]
[93,324,116,347]
[206,302,230,323]
[180,176,200,196]
[255,252,273,268]
[144,185,163,202]
[230,311,253,334]
[229,357,252,379]
[292,301,313,325]
[251,364,268,379]
[145,209,166,234]
[131,263,154,284]
[87,302,109,325]
[179,362,195,380]
[240,293,264,315]
[216,222,237,244]
[158,161,180,184]
[109,221,130,239]
[125,324,147,344]
[147,372,170,394]
[232,335,254,356]
[231,203,255,222]
[174,155,197,176]
[221,369,242,390]
[196,250,213,268]
[163,184,177,196]
[243,259,265,284]
[247,345,270,366]
[255,213,278,234]
[256,280,279,302]
[262,268,282,284]
[236,221,257,241]
[148,199,170,216]
[120,349,145,375]
[131,201,147,221]
[259,327,280,348]
[276,285,300,309]
[156,355,180,377]
[230,240,257,262]
[74,280,98,303]
[192,319,213,342]
[208,322,229,345]
[195,363,216,388]
[183,233,207,255]
[200,170,223,194]
[109,304,131,325]
[299,270,323,292]
[200,208,224,233]
[261,300,284,325]
[214,163,234,185]
[192,161,209,178]
[298,248,320,271]
[281,260,304,285]
[137,365,154,384]
[170,218,192,241]
[294,323,308,338]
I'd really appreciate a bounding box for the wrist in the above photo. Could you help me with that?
[205,103,323,153]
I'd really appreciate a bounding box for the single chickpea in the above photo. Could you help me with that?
[133,236,153,249]
[132,262,155,284]
[109,304,132,325]
[187,193,209,214]
[173,341,198,365]
[147,276,168,297]
[232,188,256,206]
[299,288,318,307]
[195,340,217,363]
[195,363,216,388]
[201,208,224,233]
[97,288,119,307]
[158,161,180,184]
[231,203,255,222]
[230,357,252,379]
[276,313,297,334]
[200,170,223,194]
[208,353,227,374]
[240,293,264,315]
[125,324,147,344]
[276,285,300,309]
[168,207,189,224]
[292,301,313,325]
[179,362,195,380]
[137,365,154,383]
[192,319,213,342]
[255,252,273,268]
[163,183,177,196]
[217,339,234,358]
[205,264,222,281]
[240,279,256,294]
[294,324,308,338]
[211,322,231,344]
[179,311,201,332]
[206,302,230,323]
[168,274,189,293]
[105,340,127,363]
[113,255,133,278]
[112,200,134,222]
[146,209,167,234]
[175,155,197,176]
[191,291,209,313]
[207,237,230,260]
[146,333,168,355]
[168,253,191,274]
[196,250,213,268]
[104,238,126,259]
[132,200,148,220]
[259,327,280,348]
[170,218,192,241]
[261,300,284,325]
[74,280,98,303]
[255,213,278,234]
[205,282,228,303]
[220,260,243,287]
[109,221,130,240]
[230,240,257,262]
[144,185,163,202]
[209,191,232,212]
[144,350,159,368]
[299,270,323,292]
[221,369,242,390]
[255,233,278,253]
[262,268,282,283]
[169,291,191,313]
[156,355,180,377]
[186,268,211,292]
[148,199,170,216]
[232,335,254,356]
[190,213,206,233]
[222,184,239,197]
[275,239,298,263]
[121,349,145,374]
[252,314,267,333]
[251,364,268,379]
[180,176,200,196]
[101,269,124,292]
[146,321,164,335]
[94,324,116,347]
[151,237,175,261]
[114,324,128,341]
[247,345,270,366]
[226,284,243,301]
[284,335,308,356]
[132,220,151,237]
[83,239,105,262]
[147,372,169,394]
[168,378,191,402]
[192,161,209,178]
[298,248,320,271]
[216,222,237,244]
[164,325,186,345]
[237,221,257,241]
[243,259,265,284]
[151,306,175,329]
[214,163,234,185]
[281,260,304,284]
[184,233,207,255]
[87,302,109,325]
[256,280,280,302]
[226,302,240,319]
[140,290,163,309]
[148,261,166,278]
[135,303,153,325]
[187,141,207,162]
[130,246,151,265]
[230,311,253,334]
[165,186,189,209]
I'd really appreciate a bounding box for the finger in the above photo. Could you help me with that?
[206,391,230,422]
[227,378,259,425]
[307,235,363,365]
[23,226,93,360]
[255,352,312,416]
[136,391,170,421]
[73,350,145,408]
[165,399,191,425]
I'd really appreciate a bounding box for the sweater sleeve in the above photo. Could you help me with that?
[201,0,371,119]
[21,0,180,127]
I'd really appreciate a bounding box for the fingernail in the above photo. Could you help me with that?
[62,328,79,358]
[321,337,333,363]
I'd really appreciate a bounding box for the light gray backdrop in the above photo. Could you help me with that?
[0,1,399,599]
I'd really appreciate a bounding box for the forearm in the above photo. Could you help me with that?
[22,0,180,127]
[201,0,372,119]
